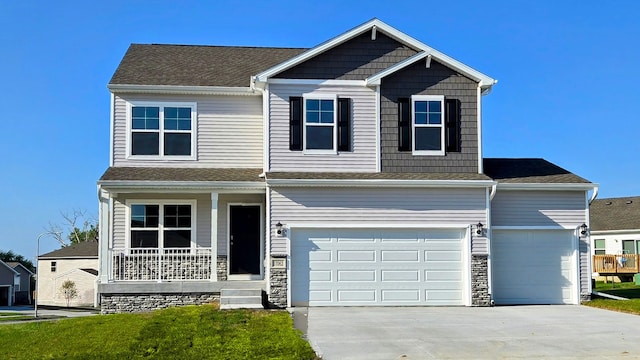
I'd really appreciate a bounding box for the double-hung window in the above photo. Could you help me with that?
[593,239,606,255]
[129,102,196,159]
[304,96,337,152]
[412,95,445,155]
[129,201,195,251]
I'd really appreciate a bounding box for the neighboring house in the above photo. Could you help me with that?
[0,260,20,306]
[590,196,640,280]
[6,262,34,304]
[97,18,595,313]
[37,240,99,307]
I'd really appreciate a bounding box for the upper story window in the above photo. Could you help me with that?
[50,261,57,272]
[128,102,196,160]
[289,96,351,153]
[128,201,195,251]
[398,96,460,155]
[412,95,444,156]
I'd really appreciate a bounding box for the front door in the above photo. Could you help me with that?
[229,205,262,279]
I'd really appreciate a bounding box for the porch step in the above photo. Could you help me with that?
[220,288,263,310]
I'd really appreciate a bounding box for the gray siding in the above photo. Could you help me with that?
[0,265,14,287]
[472,236,488,255]
[112,193,212,249]
[579,237,589,296]
[113,94,263,167]
[269,187,487,254]
[268,83,377,172]
[275,32,417,80]
[491,190,587,228]
[216,194,266,256]
[380,60,479,173]
[13,267,30,292]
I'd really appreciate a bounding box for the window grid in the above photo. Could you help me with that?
[412,95,444,155]
[129,103,195,158]
[304,97,336,151]
[129,202,194,250]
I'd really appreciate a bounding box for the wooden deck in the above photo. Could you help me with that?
[593,254,640,275]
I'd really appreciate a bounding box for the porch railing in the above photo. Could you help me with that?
[110,248,213,281]
[593,254,640,274]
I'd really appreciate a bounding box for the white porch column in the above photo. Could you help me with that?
[211,192,219,282]
[98,187,111,284]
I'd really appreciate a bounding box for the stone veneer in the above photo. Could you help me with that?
[101,293,219,314]
[217,256,228,281]
[268,256,288,308]
[471,254,491,306]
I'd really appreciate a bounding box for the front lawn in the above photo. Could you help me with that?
[584,281,640,315]
[0,305,317,359]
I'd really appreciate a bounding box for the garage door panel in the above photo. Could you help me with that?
[291,228,466,306]
[492,230,576,305]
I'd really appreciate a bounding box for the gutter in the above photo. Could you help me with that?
[495,183,598,191]
[107,84,259,96]
[266,178,497,188]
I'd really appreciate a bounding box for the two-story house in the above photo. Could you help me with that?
[97,19,595,313]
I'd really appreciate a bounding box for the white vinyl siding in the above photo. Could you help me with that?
[113,94,263,167]
[291,228,466,306]
[268,84,377,171]
[269,187,486,254]
[491,190,587,227]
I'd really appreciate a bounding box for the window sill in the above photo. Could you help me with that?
[303,150,338,155]
[127,155,197,161]
[412,150,445,156]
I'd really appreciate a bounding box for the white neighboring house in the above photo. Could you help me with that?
[37,240,98,307]
[590,196,640,280]
[0,260,20,306]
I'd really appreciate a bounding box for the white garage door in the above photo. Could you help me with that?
[492,230,576,305]
[291,228,466,306]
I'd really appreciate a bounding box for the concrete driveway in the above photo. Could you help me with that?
[294,305,640,359]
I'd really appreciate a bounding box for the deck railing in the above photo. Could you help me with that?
[109,248,213,281]
[593,254,640,274]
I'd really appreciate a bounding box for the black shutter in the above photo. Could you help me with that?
[445,98,461,152]
[337,98,351,151]
[398,98,411,151]
[289,97,303,151]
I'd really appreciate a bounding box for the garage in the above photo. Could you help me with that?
[491,229,576,305]
[290,228,467,306]
[0,286,10,306]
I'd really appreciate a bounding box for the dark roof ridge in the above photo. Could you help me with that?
[136,43,308,50]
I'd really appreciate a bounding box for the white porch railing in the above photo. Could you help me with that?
[109,248,213,281]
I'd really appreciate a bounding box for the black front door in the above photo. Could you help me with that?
[229,205,261,275]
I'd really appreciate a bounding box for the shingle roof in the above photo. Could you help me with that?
[265,172,491,181]
[39,240,98,259]
[99,167,264,182]
[109,44,307,87]
[483,158,590,184]
[590,196,640,231]
[6,262,34,275]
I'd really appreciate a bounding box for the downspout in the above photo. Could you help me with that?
[588,185,599,205]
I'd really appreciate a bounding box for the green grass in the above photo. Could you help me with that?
[0,305,317,360]
[0,312,23,316]
[584,281,640,315]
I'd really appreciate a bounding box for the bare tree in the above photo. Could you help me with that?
[44,209,97,247]
[60,280,78,307]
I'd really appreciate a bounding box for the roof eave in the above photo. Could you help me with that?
[496,182,596,191]
[266,178,496,188]
[108,84,259,96]
[98,180,266,192]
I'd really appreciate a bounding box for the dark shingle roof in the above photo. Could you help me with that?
[6,262,34,274]
[266,172,491,181]
[109,44,307,87]
[483,158,590,184]
[80,268,99,276]
[39,240,98,259]
[99,167,264,182]
[590,196,640,231]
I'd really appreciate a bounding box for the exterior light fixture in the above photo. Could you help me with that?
[476,222,484,235]
[276,222,284,236]
[580,223,588,235]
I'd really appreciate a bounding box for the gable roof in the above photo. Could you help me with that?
[255,18,496,89]
[483,158,590,184]
[39,240,98,259]
[109,45,306,87]
[0,260,19,276]
[6,262,34,275]
[590,196,640,231]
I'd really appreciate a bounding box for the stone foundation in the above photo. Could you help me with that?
[217,256,228,281]
[268,256,287,308]
[580,293,591,302]
[101,292,219,314]
[471,254,491,306]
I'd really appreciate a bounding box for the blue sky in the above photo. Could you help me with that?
[1,1,639,259]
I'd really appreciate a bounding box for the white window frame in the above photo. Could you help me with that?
[411,95,445,156]
[125,200,197,250]
[302,94,338,154]
[126,101,197,160]
[593,238,606,255]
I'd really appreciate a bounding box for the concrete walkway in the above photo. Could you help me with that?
[0,305,98,321]
[296,305,640,359]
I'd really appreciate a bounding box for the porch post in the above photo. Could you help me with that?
[98,187,111,284]
[211,192,219,281]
